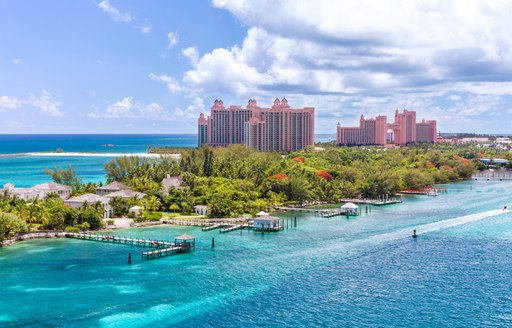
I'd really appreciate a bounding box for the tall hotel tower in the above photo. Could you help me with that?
[198,98,315,152]
[336,109,436,146]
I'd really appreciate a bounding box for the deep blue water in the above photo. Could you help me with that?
[0,134,336,187]
[0,134,197,187]
[1,180,512,327]
[0,134,197,154]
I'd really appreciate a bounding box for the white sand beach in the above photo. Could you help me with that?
[19,152,180,158]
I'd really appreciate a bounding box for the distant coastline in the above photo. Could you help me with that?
[0,152,180,158]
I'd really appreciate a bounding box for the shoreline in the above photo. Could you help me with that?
[0,152,180,158]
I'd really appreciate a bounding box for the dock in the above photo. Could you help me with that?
[472,171,512,180]
[400,187,447,196]
[339,197,402,206]
[65,232,174,248]
[65,232,196,260]
[141,246,182,260]
[316,208,359,217]
[220,224,245,233]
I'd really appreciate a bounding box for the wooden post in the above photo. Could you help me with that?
[211,237,215,248]
[294,217,297,227]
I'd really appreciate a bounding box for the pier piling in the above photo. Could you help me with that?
[128,252,132,264]
[211,237,215,248]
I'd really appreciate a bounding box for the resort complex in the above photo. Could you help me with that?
[198,98,315,152]
[336,110,437,146]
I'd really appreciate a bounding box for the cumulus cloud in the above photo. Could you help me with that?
[182,47,199,66]
[0,91,63,117]
[151,0,512,132]
[167,32,179,48]
[0,95,22,110]
[30,90,64,117]
[89,97,172,120]
[149,73,182,93]
[89,97,206,123]
[98,0,133,23]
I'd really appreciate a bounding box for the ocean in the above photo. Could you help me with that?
[0,134,336,187]
[0,134,197,187]
[1,180,512,327]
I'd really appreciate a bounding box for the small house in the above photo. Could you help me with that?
[253,216,280,230]
[64,194,112,219]
[340,202,360,215]
[96,181,131,196]
[129,205,144,217]
[194,205,209,216]
[105,189,146,200]
[162,175,188,194]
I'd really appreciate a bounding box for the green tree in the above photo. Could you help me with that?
[44,165,82,190]
[0,212,27,242]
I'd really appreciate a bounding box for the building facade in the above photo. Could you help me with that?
[416,119,437,143]
[198,98,315,152]
[336,115,387,146]
[336,109,436,146]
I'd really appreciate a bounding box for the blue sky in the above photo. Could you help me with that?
[1,0,512,134]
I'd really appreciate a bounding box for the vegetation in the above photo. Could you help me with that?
[1,142,509,241]
[0,212,27,242]
[103,143,505,218]
[0,193,104,234]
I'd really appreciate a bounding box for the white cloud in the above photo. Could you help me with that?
[103,96,134,118]
[167,32,179,48]
[3,120,24,128]
[140,23,151,34]
[175,97,205,120]
[0,91,63,116]
[98,0,133,23]
[12,58,22,65]
[182,47,199,66]
[29,90,64,117]
[149,73,182,93]
[89,97,172,120]
[0,95,22,110]
[146,0,512,133]
[89,97,206,123]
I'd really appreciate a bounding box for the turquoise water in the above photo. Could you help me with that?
[0,134,197,187]
[1,180,512,327]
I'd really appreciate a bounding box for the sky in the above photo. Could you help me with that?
[1,0,512,134]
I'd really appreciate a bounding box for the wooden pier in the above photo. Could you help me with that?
[472,171,512,180]
[339,197,402,206]
[65,232,195,261]
[220,224,245,233]
[316,208,360,217]
[65,232,174,248]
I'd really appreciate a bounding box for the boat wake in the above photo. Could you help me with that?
[371,208,510,243]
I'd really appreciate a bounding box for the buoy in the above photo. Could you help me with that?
[412,229,417,238]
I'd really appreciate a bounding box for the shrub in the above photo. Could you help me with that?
[65,226,80,233]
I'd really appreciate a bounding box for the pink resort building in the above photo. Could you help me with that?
[336,110,437,146]
[198,98,315,152]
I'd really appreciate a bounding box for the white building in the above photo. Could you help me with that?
[194,205,209,216]
[105,189,146,200]
[253,216,280,230]
[64,194,112,219]
[96,181,131,196]
[3,182,71,201]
